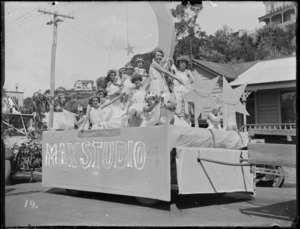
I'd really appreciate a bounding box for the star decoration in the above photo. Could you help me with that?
[182,71,220,127]
[221,77,249,130]
[124,43,134,56]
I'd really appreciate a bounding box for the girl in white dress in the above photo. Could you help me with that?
[75,106,90,130]
[148,49,185,100]
[79,93,125,131]
[121,63,136,109]
[140,93,162,127]
[127,73,150,127]
[105,69,122,101]
[134,57,148,82]
[173,55,195,123]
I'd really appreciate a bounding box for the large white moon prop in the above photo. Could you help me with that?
[149,2,175,58]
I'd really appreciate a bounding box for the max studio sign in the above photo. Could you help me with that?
[44,140,147,171]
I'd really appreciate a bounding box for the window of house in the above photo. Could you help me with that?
[280,91,296,123]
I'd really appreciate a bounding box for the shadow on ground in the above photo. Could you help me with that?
[8,172,42,185]
[5,188,15,194]
[45,188,251,211]
[174,192,253,210]
[240,199,297,223]
[5,189,45,197]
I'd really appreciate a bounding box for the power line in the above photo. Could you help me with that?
[60,24,104,51]
[9,25,47,42]
[73,2,110,15]
[6,13,40,32]
[5,2,50,29]
[107,3,122,70]
[63,21,103,48]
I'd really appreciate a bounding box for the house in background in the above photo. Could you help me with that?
[258,1,296,28]
[191,56,296,132]
[74,80,94,91]
[230,56,296,130]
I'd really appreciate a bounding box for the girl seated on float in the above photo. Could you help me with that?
[140,93,162,127]
[127,73,151,127]
[79,92,125,131]
[74,106,90,130]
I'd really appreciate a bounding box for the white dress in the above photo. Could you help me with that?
[173,69,193,116]
[122,74,135,94]
[149,61,171,104]
[106,82,121,101]
[89,106,108,129]
[128,89,147,113]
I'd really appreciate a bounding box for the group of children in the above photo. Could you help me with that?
[76,48,196,131]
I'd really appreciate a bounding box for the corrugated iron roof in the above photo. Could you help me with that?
[230,56,296,86]
[193,59,257,80]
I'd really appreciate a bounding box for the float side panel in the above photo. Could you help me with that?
[42,126,170,201]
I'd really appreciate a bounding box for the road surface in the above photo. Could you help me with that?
[5,167,297,227]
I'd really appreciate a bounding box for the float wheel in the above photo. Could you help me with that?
[270,166,285,188]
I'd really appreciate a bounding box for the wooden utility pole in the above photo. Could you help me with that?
[37,9,74,128]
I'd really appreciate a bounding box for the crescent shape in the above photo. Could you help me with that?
[149,2,175,58]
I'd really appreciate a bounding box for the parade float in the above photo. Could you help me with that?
[6,2,293,206]
[41,2,256,201]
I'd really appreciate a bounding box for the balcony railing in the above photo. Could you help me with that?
[239,123,296,136]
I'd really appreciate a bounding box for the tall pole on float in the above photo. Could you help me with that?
[37,9,74,128]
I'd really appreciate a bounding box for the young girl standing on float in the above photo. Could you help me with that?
[173,55,195,124]
[121,63,136,109]
[105,69,122,101]
[127,73,151,127]
[134,57,148,82]
[148,48,185,100]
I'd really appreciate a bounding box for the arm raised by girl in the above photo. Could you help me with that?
[187,69,195,84]
[151,61,185,86]
[100,92,126,109]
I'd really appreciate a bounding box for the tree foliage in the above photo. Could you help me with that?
[170,1,296,64]
[255,24,295,60]
[171,3,203,40]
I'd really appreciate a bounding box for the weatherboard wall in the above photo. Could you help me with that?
[256,89,280,124]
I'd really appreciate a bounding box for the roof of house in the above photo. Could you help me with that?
[192,59,258,80]
[230,56,296,86]
[75,80,94,84]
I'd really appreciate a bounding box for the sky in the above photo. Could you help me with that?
[4,1,265,98]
